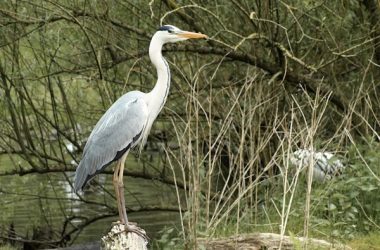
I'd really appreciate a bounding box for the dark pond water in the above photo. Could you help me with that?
[0,155,181,247]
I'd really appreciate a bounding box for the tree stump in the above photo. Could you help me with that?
[101,224,148,250]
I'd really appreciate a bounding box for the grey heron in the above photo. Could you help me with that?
[73,25,207,233]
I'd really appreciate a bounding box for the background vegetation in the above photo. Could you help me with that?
[0,0,380,249]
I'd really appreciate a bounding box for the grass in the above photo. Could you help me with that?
[0,244,17,250]
[348,232,380,250]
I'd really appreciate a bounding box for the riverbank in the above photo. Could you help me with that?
[2,231,380,249]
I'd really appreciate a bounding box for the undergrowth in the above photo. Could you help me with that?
[153,140,380,249]
[153,70,380,249]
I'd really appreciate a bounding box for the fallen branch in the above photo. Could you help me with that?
[198,233,352,250]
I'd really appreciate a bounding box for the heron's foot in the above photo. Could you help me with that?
[112,220,123,226]
[124,222,149,241]
[111,221,149,241]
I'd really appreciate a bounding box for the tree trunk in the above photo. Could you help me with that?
[101,224,148,250]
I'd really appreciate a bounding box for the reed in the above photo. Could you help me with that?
[163,65,380,248]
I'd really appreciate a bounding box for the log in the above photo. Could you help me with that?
[101,224,148,250]
[198,233,352,250]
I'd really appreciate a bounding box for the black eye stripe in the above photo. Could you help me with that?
[158,25,172,31]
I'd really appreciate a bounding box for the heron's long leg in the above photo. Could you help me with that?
[118,153,129,224]
[113,161,124,223]
[114,153,148,239]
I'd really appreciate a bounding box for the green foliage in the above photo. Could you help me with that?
[275,141,380,242]
[318,141,380,239]
[152,227,183,250]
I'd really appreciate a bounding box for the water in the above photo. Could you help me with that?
[0,154,182,246]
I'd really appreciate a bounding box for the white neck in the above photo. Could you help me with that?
[147,33,171,118]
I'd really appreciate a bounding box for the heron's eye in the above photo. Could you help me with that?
[168,30,174,34]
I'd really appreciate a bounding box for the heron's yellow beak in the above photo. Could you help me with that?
[177,31,208,39]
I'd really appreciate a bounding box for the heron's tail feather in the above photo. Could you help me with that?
[73,152,112,193]
[74,160,88,192]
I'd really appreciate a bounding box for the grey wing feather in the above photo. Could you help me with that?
[74,91,148,192]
